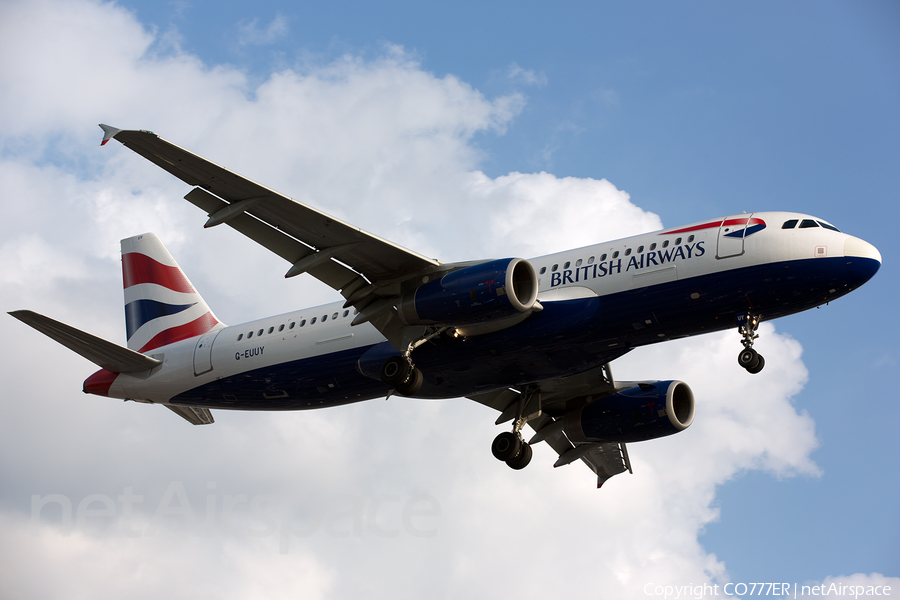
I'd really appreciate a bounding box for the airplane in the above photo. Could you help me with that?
[8,124,883,488]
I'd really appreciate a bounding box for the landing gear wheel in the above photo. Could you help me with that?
[491,431,522,461]
[737,348,765,374]
[395,367,424,396]
[738,348,760,370]
[380,356,411,387]
[506,443,533,470]
[746,354,765,374]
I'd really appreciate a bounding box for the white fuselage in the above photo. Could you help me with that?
[102,211,881,407]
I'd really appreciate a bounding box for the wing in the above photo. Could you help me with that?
[100,124,442,348]
[468,361,634,488]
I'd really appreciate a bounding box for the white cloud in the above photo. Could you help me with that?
[507,62,548,87]
[0,1,830,598]
[0,512,337,600]
[467,170,662,257]
[237,14,290,46]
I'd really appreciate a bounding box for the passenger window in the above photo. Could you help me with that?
[817,221,841,232]
[343,310,349,317]
[332,312,338,320]
[289,322,295,329]
[237,333,243,341]
[267,327,274,334]
[278,324,284,332]
[248,331,253,339]
[675,237,682,245]
[551,264,558,272]
[782,219,799,229]
[587,256,594,264]
[687,235,694,243]
[258,329,264,336]
[310,317,317,324]
[612,251,619,259]
[650,243,657,251]
[799,219,819,229]
[625,248,632,256]
[322,314,328,322]
[637,246,644,253]
[662,240,669,248]
[563,261,570,269]
[600,254,607,261]
[300,320,306,327]
[576,259,582,267]
[539,266,546,274]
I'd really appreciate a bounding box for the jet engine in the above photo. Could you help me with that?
[397,258,539,326]
[564,380,695,444]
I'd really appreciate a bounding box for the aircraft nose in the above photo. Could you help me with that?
[843,236,881,287]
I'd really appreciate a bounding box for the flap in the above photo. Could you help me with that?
[165,404,215,425]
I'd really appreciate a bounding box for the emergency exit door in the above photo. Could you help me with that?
[193,329,221,376]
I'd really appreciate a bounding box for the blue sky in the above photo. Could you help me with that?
[1,1,897,598]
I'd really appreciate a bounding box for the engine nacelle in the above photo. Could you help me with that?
[398,258,539,326]
[564,380,695,444]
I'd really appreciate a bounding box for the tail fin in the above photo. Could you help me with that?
[122,233,223,352]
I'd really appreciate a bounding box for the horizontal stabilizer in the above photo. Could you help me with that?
[165,404,214,425]
[9,310,161,373]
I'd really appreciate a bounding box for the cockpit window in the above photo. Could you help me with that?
[799,219,819,229]
[817,220,841,232]
[782,219,798,229]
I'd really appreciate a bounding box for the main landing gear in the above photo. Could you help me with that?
[379,327,451,396]
[737,313,765,374]
[491,386,540,470]
[492,432,532,470]
[380,355,423,396]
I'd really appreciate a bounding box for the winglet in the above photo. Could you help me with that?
[99,123,122,146]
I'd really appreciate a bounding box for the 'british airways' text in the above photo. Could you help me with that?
[550,241,706,287]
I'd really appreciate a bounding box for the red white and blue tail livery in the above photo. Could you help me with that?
[8,125,882,488]
[122,232,222,353]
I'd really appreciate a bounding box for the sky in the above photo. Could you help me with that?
[0,0,898,598]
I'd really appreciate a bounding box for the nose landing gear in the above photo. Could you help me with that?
[737,313,765,374]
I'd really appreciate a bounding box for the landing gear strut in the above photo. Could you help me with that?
[737,313,765,374]
[491,386,540,470]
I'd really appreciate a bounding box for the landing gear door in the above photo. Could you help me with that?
[193,329,222,376]
[716,214,753,259]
